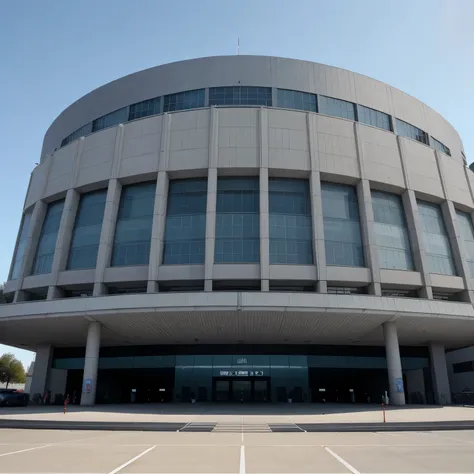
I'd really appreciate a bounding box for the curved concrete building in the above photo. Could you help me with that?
[3,55,474,406]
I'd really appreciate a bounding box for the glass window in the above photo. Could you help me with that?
[456,210,474,277]
[209,86,272,106]
[322,183,364,267]
[111,182,156,266]
[430,136,451,156]
[395,118,428,145]
[357,105,392,131]
[129,97,161,121]
[372,191,413,270]
[163,89,205,112]
[269,178,313,264]
[61,122,92,147]
[215,177,259,263]
[417,200,456,275]
[31,200,65,275]
[277,89,316,112]
[92,107,128,133]
[67,190,107,270]
[163,178,207,264]
[9,213,32,280]
[319,95,355,120]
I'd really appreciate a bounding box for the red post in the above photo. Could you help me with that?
[381,402,386,423]
[64,394,69,414]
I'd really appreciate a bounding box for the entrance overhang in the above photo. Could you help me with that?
[1,292,474,350]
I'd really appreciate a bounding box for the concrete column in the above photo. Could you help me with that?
[402,190,433,299]
[441,200,474,302]
[429,342,452,405]
[29,345,52,397]
[93,179,122,296]
[383,321,406,405]
[47,189,80,299]
[204,107,219,292]
[308,114,326,293]
[81,321,101,405]
[357,179,381,295]
[260,108,269,291]
[147,171,168,293]
[204,168,217,291]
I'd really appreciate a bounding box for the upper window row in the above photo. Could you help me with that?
[60,87,451,156]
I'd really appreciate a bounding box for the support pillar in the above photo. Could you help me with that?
[383,321,406,405]
[80,322,101,405]
[429,342,452,405]
[29,346,52,397]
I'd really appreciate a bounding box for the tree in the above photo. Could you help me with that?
[0,353,26,388]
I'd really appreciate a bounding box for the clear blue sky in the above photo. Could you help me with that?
[1,0,473,368]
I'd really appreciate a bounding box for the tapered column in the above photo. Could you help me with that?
[383,321,406,405]
[80,322,101,405]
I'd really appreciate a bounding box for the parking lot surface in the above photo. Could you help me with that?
[1,427,474,473]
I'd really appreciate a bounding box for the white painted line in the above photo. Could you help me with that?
[0,444,54,458]
[177,421,192,432]
[324,446,360,474]
[108,445,156,474]
[239,445,246,474]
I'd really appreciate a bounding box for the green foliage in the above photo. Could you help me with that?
[0,353,26,387]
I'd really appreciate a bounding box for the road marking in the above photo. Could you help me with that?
[0,432,118,458]
[324,446,360,474]
[176,421,191,432]
[239,445,246,474]
[108,445,156,474]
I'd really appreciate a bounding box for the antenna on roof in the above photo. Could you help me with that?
[237,37,240,55]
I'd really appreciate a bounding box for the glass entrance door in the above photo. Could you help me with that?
[254,380,269,402]
[232,380,252,402]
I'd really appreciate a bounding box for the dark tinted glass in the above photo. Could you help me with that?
[372,191,413,270]
[322,183,364,267]
[32,200,65,275]
[163,178,207,264]
[357,105,391,131]
[10,213,32,280]
[209,86,272,106]
[417,200,456,275]
[215,177,259,263]
[129,97,161,121]
[269,178,313,264]
[111,182,156,266]
[92,107,128,133]
[319,96,355,120]
[456,210,474,277]
[395,119,428,145]
[277,89,317,112]
[67,190,107,270]
[163,89,205,112]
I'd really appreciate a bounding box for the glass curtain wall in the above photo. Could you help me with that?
[456,210,474,276]
[357,105,391,131]
[269,178,313,264]
[209,86,272,106]
[163,89,205,112]
[129,97,161,120]
[9,213,32,280]
[417,201,456,275]
[372,191,413,270]
[277,89,317,112]
[67,190,107,270]
[111,182,156,266]
[319,96,355,120]
[92,108,128,133]
[215,177,259,263]
[163,178,207,264]
[31,200,65,275]
[322,183,364,266]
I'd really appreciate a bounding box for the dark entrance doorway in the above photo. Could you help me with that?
[212,377,270,402]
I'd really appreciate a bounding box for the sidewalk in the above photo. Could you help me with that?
[1,403,473,424]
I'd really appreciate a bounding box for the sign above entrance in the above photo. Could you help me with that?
[219,370,264,377]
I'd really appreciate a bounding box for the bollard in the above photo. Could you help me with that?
[64,394,69,414]
[381,402,386,423]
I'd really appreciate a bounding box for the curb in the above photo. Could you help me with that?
[1,419,474,432]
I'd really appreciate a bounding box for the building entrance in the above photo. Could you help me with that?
[213,377,270,402]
